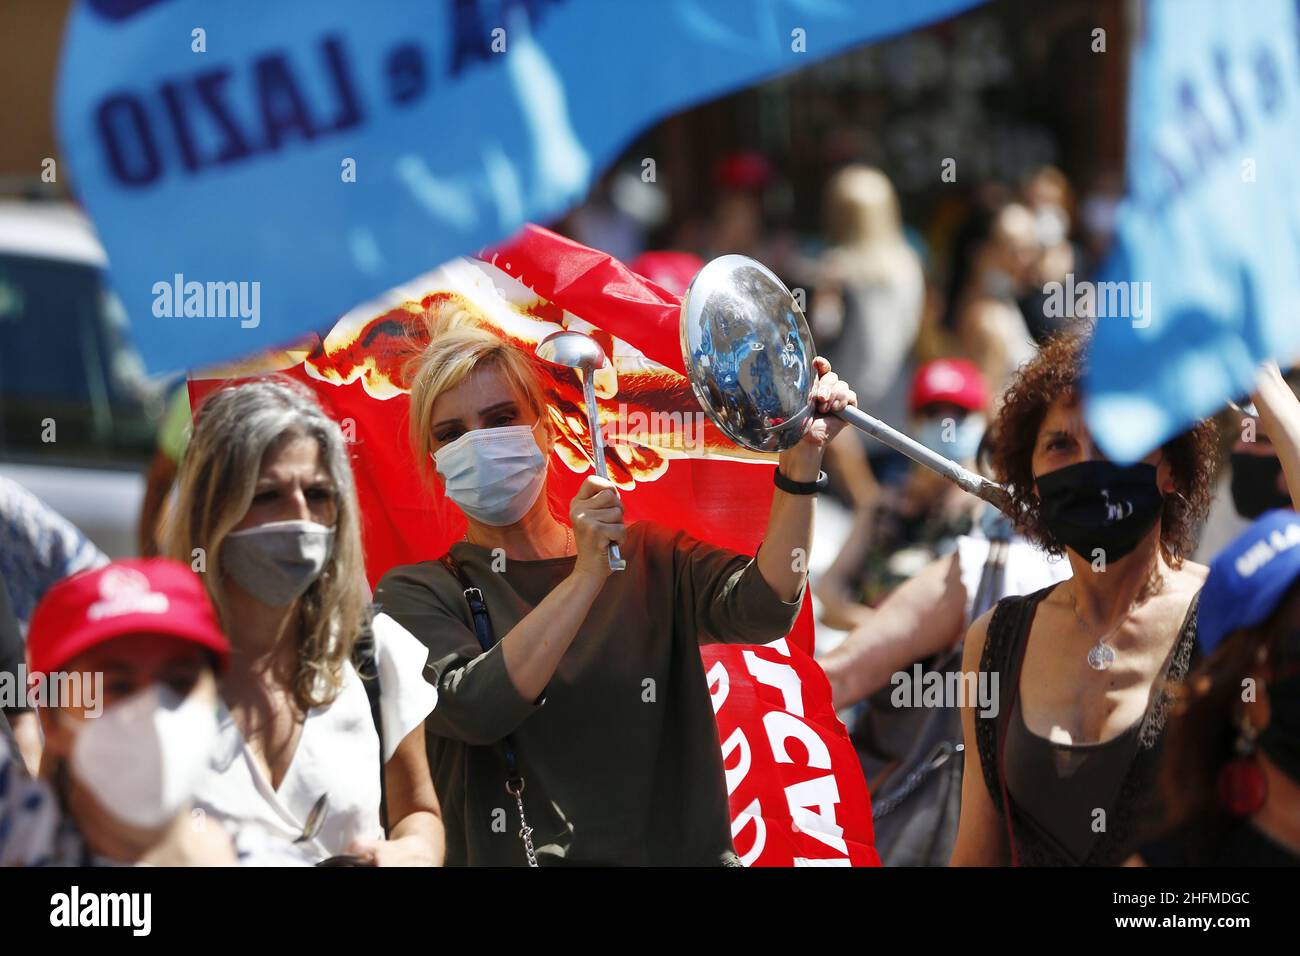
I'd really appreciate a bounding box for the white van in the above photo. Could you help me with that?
[0,200,171,557]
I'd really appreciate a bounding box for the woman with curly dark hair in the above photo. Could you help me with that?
[950,327,1220,866]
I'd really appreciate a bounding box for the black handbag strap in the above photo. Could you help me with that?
[436,553,521,776]
[352,605,388,834]
[873,527,1012,842]
[438,550,542,865]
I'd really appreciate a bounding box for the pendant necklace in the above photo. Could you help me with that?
[1070,570,1166,671]
[1070,592,1137,672]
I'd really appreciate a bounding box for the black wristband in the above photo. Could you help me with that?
[773,466,828,496]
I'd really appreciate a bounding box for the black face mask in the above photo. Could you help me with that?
[1035,460,1164,561]
[1230,452,1290,519]
[1259,671,1300,785]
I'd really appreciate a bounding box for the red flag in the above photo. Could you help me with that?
[483,227,686,374]
[190,226,877,866]
[704,640,879,865]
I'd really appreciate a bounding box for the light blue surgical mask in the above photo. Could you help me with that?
[917,414,985,464]
[433,422,548,527]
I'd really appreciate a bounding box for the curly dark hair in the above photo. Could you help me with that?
[988,326,1219,566]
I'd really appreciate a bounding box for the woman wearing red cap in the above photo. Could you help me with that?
[3,559,237,866]
[816,358,1015,790]
[817,358,993,632]
[167,377,444,866]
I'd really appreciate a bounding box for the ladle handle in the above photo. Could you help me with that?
[836,405,1014,516]
[583,374,626,571]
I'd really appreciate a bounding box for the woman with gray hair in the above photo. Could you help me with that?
[167,376,444,865]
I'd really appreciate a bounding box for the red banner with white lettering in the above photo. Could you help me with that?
[704,639,879,866]
[189,225,877,866]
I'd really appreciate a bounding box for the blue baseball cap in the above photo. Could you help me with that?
[1199,509,1300,656]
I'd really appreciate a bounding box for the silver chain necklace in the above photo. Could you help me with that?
[1074,568,1169,671]
[1070,591,1138,672]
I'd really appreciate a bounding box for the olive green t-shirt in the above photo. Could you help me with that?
[374,520,803,866]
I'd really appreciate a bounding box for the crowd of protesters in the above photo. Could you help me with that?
[2,161,1300,867]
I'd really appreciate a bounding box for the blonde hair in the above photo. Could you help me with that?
[825,165,902,247]
[405,319,547,486]
[164,376,368,710]
[822,165,918,286]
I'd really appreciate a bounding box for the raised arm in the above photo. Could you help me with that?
[819,550,968,710]
[375,476,620,744]
[1252,361,1300,512]
[493,476,623,702]
[756,356,857,602]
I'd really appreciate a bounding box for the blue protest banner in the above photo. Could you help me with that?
[57,0,980,375]
[1084,0,1300,462]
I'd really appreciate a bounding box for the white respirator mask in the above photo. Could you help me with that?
[70,680,218,830]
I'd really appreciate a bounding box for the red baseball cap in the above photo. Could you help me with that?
[909,359,988,415]
[27,559,230,676]
[714,151,774,191]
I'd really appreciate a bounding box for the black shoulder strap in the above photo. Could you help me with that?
[975,584,1056,865]
[353,605,388,835]
[437,551,523,784]
[439,551,496,656]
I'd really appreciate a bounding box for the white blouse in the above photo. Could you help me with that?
[195,613,436,861]
[955,534,1073,628]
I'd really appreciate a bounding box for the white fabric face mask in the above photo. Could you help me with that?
[70,680,219,830]
[223,519,335,607]
[433,422,548,527]
[917,413,986,463]
[1034,204,1069,247]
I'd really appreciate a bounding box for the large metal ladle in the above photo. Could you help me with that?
[678,254,1012,515]
[536,329,627,571]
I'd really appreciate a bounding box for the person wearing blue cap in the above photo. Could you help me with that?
[1133,509,1300,865]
